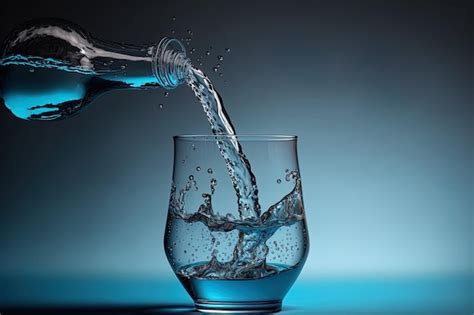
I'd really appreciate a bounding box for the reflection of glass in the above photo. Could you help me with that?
[164,135,309,313]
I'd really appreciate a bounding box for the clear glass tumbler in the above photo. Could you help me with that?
[164,135,309,313]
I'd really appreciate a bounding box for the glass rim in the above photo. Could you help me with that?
[174,134,297,141]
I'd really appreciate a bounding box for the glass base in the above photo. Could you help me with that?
[195,299,282,313]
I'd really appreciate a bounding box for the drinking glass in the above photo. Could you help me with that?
[164,135,309,313]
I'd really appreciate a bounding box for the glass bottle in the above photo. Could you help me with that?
[0,18,191,120]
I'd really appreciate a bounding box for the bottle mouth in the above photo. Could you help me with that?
[153,37,190,89]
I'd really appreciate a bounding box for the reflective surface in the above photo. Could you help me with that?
[0,275,472,314]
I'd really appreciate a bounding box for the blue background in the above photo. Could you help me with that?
[0,0,472,313]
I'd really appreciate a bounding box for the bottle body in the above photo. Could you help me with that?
[0,19,189,120]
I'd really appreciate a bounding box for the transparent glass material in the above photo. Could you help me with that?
[0,18,190,120]
[164,135,309,313]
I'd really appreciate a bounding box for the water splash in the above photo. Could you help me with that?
[170,173,304,279]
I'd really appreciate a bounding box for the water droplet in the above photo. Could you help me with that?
[189,175,194,180]
[277,179,282,184]
[225,48,231,52]
[29,68,35,73]
[159,104,163,109]
[164,91,169,97]
[205,51,211,56]
[210,178,218,194]
[218,55,224,61]
[207,168,213,174]
[196,166,201,171]
[213,67,218,72]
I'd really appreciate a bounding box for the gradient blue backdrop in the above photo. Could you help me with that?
[0,0,472,313]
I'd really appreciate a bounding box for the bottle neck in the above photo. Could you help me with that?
[96,37,190,90]
[152,37,191,89]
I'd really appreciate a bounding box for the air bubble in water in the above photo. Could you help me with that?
[219,73,223,77]
[120,65,126,70]
[205,51,211,56]
[277,179,282,184]
[218,55,224,61]
[196,166,201,171]
[207,168,213,174]
[225,48,231,52]
[159,104,163,109]
[189,175,194,180]
[164,91,169,97]
[172,16,176,21]
[29,68,34,73]
[171,29,175,34]
[187,29,193,35]
[213,67,218,72]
